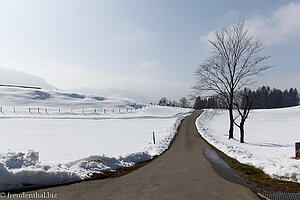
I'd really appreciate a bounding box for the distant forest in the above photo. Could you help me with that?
[194,86,299,109]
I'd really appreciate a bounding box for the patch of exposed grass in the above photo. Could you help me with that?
[209,144,300,193]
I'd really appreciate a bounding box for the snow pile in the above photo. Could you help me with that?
[0,151,153,191]
[196,108,300,183]
[0,151,82,191]
[0,87,192,191]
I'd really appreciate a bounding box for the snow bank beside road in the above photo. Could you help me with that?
[0,105,191,191]
[196,108,300,183]
[0,151,82,192]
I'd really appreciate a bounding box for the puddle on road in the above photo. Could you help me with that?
[203,147,247,187]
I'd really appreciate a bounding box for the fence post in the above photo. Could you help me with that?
[45,109,48,115]
[37,107,40,114]
[112,108,114,113]
[59,108,61,114]
[153,131,156,144]
[0,106,2,113]
[13,107,16,113]
[104,109,106,113]
[296,142,300,158]
[95,109,97,114]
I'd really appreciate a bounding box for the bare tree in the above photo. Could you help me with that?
[179,97,188,108]
[193,22,271,139]
[234,95,251,143]
[158,97,169,106]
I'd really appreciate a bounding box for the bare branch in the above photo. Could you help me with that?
[194,22,271,105]
[193,22,271,140]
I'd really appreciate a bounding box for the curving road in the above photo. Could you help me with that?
[32,110,258,200]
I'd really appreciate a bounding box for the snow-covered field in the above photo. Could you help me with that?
[0,87,192,191]
[196,107,300,183]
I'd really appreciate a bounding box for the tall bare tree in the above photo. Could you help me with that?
[193,22,271,139]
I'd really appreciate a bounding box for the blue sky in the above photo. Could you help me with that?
[0,0,299,100]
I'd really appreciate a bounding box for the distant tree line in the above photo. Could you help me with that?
[193,96,226,109]
[194,86,299,110]
[241,86,299,109]
[158,97,190,108]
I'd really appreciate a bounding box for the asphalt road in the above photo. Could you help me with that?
[31,110,258,200]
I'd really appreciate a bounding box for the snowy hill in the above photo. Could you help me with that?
[0,87,149,118]
[0,87,192,191]
[197,107,300,184]
[0,87,143,110]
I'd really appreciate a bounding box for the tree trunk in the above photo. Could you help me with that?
[228,106,234,139]
[240,121,245,143]
[228,89,234,139]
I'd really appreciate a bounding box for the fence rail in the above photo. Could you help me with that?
[0,104,154,116]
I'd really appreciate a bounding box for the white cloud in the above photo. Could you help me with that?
[115,22,156,43]
[201,2,300,47]
[246,2,300,45]
[139,61,160,70]
[226,10,239,19]
[200,31,215,49]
